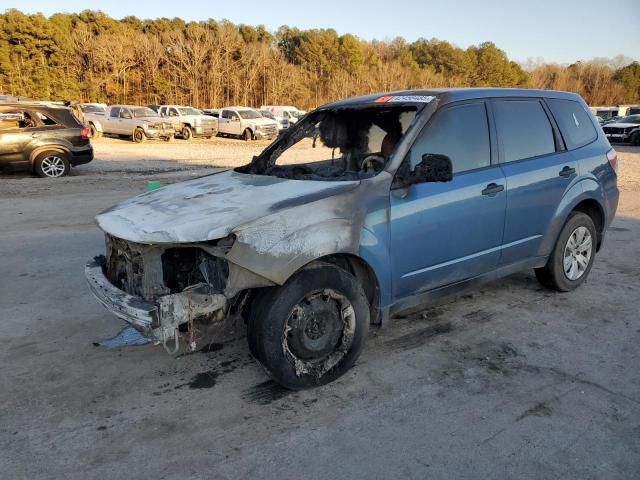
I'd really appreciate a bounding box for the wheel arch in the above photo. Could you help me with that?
[571,198,605,251]
[305,253,382,325]
[29,144,71,164]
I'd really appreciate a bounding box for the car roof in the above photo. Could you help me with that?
[325,88,584,108]
[224,106,255,111]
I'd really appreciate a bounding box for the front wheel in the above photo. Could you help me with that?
[535,212,597,291]
[133,128,146,143]
[243,129,252,142]
[248,265,370,390]
[182,126,193,140]
[631,132,640,146]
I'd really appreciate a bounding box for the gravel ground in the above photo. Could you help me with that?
[0,140,639,479]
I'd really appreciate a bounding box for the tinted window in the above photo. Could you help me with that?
[547,99,597,150]
[221,110,232,119]
[109,107,120,117]
[493,100,555,162]
[409,102,490,174]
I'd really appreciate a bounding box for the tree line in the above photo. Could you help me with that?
[0,9,638,110]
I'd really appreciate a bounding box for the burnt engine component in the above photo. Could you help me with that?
[161,247,229,293]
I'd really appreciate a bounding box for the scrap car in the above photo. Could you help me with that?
[157,105,218,140]
[86,88,619,389]
[91,105,174,142]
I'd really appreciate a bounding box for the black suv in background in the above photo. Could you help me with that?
[0,103,93,177]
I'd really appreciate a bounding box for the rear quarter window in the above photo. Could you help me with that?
[547,99,597,150]
[493,100,556,163]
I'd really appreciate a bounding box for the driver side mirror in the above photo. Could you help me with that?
[413,154,453,183]
[394,153,453,189]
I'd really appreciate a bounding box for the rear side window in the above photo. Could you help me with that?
[547,99,597,150]
[409,102,491,174]
[493,100,555,163]
[35,112,57,126]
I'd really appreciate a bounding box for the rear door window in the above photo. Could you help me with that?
[35,112,58,126]
[409,102,491,174]
[493,100,556,163]
[547,99,597,150]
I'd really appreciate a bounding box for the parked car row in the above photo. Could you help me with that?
[72,102,302,143]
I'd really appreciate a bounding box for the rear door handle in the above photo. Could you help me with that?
[31,133,40,138]
[481,183,504,196]
[559,166,576,177]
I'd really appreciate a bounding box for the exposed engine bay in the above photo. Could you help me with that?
[241,105,418,181]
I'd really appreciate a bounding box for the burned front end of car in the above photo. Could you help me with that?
[86,233,272,353]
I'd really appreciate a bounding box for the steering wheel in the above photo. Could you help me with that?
[361,154,386,174]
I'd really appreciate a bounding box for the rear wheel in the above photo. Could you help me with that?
[133,128,146,143]
[248,265,369,390]
[535,212,597,291]
[34,151,70,178]
[243,129,252,142]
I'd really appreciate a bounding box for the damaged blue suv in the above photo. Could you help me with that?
[86,89,619,389]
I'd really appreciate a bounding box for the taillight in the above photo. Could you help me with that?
[81,127,90,140]
[607,148,618,173]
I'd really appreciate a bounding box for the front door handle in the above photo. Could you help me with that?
[481,183,504,196]
[559,166,576,177]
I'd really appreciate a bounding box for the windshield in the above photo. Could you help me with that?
[178,107,201,116]
[239,105,420,181]
[238,109,262,119]
[133,107,159,118]
[80,105,105,114]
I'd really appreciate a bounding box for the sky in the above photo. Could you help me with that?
[1,0,639,64]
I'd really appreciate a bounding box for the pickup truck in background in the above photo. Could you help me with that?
[98,105,174,143]
[158,105,218,140]
[217,107,278,141]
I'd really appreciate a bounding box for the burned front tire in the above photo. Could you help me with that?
[248,264,369,390]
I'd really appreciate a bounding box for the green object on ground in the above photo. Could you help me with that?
[146,180,161,192]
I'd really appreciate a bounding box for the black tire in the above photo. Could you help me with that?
[164,135,173,142]
[182,126,192,140]
[133,128,146,143]
[631,132,640,146]
[535,212,597,292]
[248,264,370,390]
[33,151,70,178]
[243,129,252,142]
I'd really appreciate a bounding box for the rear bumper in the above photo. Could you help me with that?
[70,145,94,166]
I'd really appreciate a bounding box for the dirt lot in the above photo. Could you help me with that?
[1,137,639,479]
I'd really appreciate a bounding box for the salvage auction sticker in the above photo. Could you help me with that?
[375,95,435,103]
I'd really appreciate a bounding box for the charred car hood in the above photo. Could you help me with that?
[96,170,359,244]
